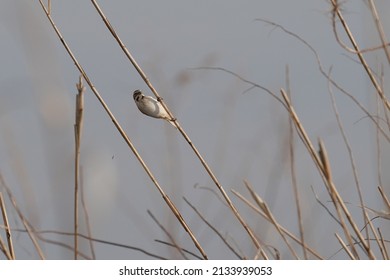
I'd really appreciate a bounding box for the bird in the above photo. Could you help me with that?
[132,89,178,128]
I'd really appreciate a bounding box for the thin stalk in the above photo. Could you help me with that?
[183,197,244,260]
[335,233,355,260]
[147,210,187,260]
[367,0,390,64]
[244,181,299,259]
[0,174,45,259]
[73,76,85,259]
[330,0,390,111]
[232,189,323,259]
[285,65,307,259]
[79,167,96,259]
[378,228,389,260]
[0,192,14,259]
[281,89,375,259]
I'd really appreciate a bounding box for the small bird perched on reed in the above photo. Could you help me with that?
[133,89,177,128]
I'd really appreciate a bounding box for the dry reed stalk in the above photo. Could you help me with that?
[288,119,308,258]
[364,217,385,259]
[154,240,202,260]
[9,226,169,259]
[375,94,384,187]
[37,0,207,259]
[183,197,244,259]
[361,187,390,258]
[319,139,359,258]
[231,189,323,259]
[377,228,389,260]
[285,65,308,259]
[89,0,266,257]
[147,210,187,259]
[244,181,299,259]
[79,168,96,259]
[327,73,377,251]
[329,0,390,59]
[73,76,85,259]
[334,233,355,260]
[330,0,390,111]
[378,186,390,211]
[26,228,166,259]
[367,0,390,64]
[281,89,376,259]
[281,89,364,257]
[0,236,12,259]
[377,67,390,132]
[0,192,14,259]
[0,174,45,259]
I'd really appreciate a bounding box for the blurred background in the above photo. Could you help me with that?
[0,0,389,259]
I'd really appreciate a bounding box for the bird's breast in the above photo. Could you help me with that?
[137,99,163,119]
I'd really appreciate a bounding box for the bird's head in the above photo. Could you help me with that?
[133,90,143,101]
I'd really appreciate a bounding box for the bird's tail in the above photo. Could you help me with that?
[166,119,178,129]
